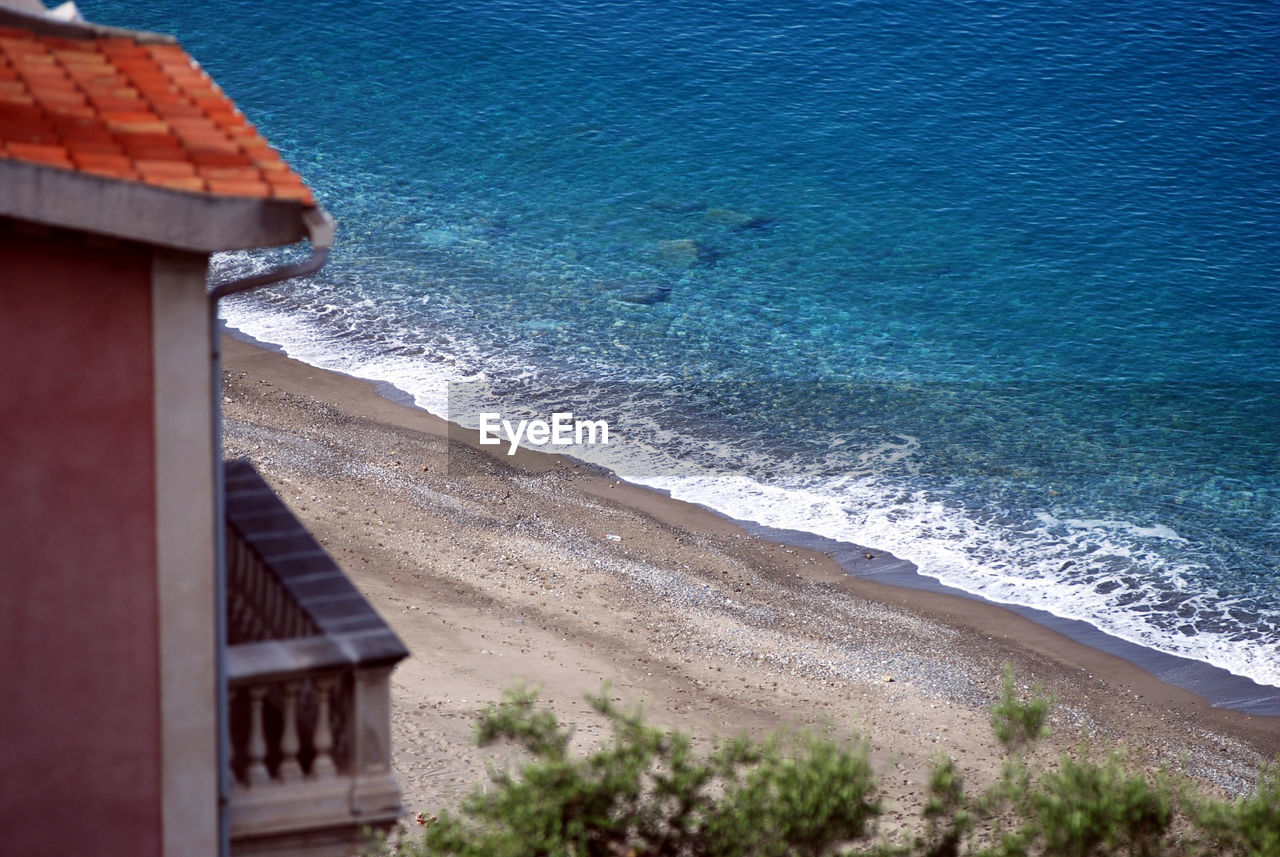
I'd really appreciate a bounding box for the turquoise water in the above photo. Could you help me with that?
[91,0,1279,687]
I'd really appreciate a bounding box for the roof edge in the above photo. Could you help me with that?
[0,158,315,252]
[0,5,176,44]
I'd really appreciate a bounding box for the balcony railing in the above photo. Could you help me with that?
[224,461,409,857]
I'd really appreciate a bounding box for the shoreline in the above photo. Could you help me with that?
[218,331,1278,815]
[744,522,1280,718]
[227,326,1280,718]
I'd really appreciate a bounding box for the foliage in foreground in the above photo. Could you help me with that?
[375,668,1280,857]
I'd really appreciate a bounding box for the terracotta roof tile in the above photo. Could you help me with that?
[70,149,129,169]
[0,26,314,206]
[205,178,271,197]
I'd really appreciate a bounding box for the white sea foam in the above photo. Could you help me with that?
[631,470,1280,688]
[1048,514,1188,544]
[214,255,1280,690]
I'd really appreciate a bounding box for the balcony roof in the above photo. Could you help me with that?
[224,460,409,684]
[0,4,323,253]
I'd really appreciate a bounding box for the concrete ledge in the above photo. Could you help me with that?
[0,159,312,253]
[229,773,402,855]
[225,460,409,668]
[226,628,409,683]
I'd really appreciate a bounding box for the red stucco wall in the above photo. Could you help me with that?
[0,226,163,856]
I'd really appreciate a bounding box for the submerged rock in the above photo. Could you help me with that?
[732,215,778,232]
[705,207,755,228]
[654,238,724,268]
[705,208,779,232]
[614,283,674,305]
[657,238,699,265]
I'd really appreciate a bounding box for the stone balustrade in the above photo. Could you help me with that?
[224,461,409,857]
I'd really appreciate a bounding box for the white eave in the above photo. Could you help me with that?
[0,157,315,253]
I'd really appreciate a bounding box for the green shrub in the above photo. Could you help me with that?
[393,684,878,857]
[379,672,1279,857]
[918,755,972,857]
[1023,753,1174,857]
[1184,755,1280,857]
[1233,758,1280,857]
[701,731,880,857]
[989,663,1053,756]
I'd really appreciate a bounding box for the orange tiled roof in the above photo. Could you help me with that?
[0,25,314,205]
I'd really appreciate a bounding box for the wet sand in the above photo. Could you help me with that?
[219,333,1278,832]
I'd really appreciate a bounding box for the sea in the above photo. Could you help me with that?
[89,0,1279,700]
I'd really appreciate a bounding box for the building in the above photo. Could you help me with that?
[0,3,408,855]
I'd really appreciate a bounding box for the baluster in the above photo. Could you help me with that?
[245,685,271,785]
[311,676,336,779]
[277,681,303,782]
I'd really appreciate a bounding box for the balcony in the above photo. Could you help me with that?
[224,461,409,857]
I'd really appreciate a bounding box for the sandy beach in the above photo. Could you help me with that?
[219,333,1277,833]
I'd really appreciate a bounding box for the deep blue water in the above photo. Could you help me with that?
[90,0,1279,687]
